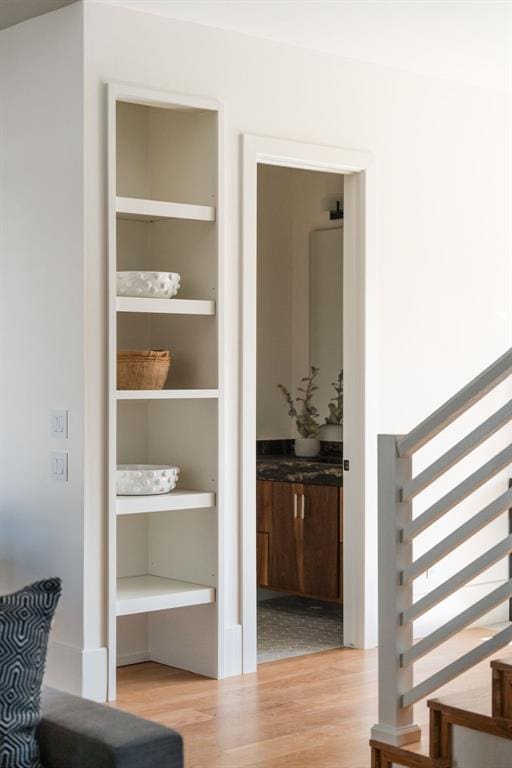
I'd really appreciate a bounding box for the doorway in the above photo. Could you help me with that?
[256,164,344,662]
[241,135,377,673]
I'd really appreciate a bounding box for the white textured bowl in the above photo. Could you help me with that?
[116,464,180,496]
[117,271,181,299]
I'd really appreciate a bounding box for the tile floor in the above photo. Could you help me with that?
[257,595,344,663]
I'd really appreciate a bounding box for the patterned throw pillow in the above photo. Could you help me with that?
[0,578,62,768]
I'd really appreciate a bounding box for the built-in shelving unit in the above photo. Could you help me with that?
[117,575,215,616]
[116,297,215,315]
[108,84,222,699]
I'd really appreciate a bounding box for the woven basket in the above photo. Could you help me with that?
[117,350,171,390]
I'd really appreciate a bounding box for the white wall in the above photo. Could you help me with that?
[257,165,294,439]
[257,164,343,439]
[82,1,511,658]
[0,3,106,699]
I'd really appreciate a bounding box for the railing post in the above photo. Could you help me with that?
[371,434,421,746]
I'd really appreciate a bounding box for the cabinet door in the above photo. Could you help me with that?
[268,482,303,592]
[257,532,269,586]
[302,485,339,600]
[256,480,271,533]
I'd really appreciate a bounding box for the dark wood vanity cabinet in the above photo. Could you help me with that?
[268,481,303,593]
[302,484,340,599]
[257,479,343,602]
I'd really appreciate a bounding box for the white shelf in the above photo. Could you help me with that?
[116,297,215,315]
[116,388,218,400]
[116,490,215,516]
[116,575,215,616]
[116,196,215,222]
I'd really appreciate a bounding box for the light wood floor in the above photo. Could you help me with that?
[115,627,500,768]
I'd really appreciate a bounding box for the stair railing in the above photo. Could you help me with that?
[371,348,512,746]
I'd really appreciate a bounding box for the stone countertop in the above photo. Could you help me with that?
[256,455,343,487]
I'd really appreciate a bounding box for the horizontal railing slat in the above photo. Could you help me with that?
[401,534,512,624]
[401,624,512,709]
[402,400,512,502]
[402,444,512,541]
[401,487,512,584]
[401,579,512,668]
[397,348,512,458]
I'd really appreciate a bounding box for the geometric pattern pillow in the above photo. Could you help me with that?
[0,578,62,768]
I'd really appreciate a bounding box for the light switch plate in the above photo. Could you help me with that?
[51,410,68,438]
[51,451,68,482]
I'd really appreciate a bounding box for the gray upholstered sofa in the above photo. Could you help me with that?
[38,688,183,768]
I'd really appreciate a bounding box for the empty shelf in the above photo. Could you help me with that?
[116,490,216,515]
[116,196,215,222]
[116,389,218,400]
[116,575,215,616]
[116,297,215,315]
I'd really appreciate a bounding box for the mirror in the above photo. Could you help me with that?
[309,228,343,433]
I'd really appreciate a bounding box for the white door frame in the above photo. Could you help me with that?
[241,134,378,671]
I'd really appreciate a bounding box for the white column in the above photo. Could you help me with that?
[371,434,421,746]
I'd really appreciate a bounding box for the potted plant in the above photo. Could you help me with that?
[277,367,321,457]
[322,369,343,441]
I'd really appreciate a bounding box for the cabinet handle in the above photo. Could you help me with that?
[301,493,306,520]
[293,493,298,519]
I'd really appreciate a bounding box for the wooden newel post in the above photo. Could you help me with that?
[371,434,421,746]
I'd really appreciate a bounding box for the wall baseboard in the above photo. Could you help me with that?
[45,641,107,702]
[117,650,151,667]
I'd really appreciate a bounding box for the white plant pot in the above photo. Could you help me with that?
[320,423,343,442]
[294,437,321,458]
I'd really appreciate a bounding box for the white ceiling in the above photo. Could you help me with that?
[89,0,512,91]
